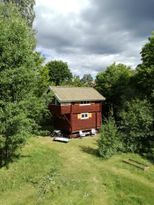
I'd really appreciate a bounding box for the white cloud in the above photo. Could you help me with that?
[35,0,89,15]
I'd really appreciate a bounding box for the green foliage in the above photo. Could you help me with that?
[46,60,72,85]
[69,75,84,86]
[81,74,94,86]
[119,99,153,153]
[33,52,50,97]
[133,66,154,103]
[133,33,154,105]
[96,63,134,117]
[1,0,35,26]
[0,102,31,166]
[98,117,122,159]
[61,75,88,87]
[96,63,133,98]
[0,5,35,72]
[0,4,36,102]
[140,32,154,67]
[132,33,154,107]
[95,33,154,160]
[0,4,50,166]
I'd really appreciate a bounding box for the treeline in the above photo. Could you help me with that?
[96,35,154,160]
[45,60,94,87]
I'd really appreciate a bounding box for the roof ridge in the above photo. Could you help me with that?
[50,86,94,89]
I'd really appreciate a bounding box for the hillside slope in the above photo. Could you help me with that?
[0,136,154,205]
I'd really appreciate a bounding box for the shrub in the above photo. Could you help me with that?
[0,102,31,167]
[98,117,122,159]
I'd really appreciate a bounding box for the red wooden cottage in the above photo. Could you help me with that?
[48,86,105,138]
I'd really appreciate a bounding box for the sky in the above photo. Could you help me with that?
[34,0,154,77]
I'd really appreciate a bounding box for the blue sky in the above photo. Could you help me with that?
[34,0,154,77]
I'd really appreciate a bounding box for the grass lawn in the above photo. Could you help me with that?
[0,136,154,205]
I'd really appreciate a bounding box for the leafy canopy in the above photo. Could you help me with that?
[81,74,93,86]
[96,63,133,101]
[119,99,153,153]
[46,60,72,85]
[141,32,154,67]
[1,0,35,26]
[96,63,134,117]
[134,32,154,103]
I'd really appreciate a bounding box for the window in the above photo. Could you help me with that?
[81,113,89,119]
[80,101,90,106]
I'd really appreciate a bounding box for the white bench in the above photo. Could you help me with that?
[53,137,70,143]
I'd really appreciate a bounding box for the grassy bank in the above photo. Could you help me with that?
[0,136,154,205]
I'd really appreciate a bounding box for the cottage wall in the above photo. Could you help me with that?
[71,111,102,132]
[49,101,103,137]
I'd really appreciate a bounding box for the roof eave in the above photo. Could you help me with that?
[57,98,106,103]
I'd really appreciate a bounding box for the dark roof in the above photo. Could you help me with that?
[49,86,105,103]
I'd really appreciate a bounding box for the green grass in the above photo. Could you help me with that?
[0,136,154,205]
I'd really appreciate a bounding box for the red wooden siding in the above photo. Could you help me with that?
[71,113,95,131]
[49,101,103,137]
[71,103,101,113]
[49,102,102,115]
[96,112,102,128]
[48,104,71,114]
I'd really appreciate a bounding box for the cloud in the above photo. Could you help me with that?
[83,0,154,37]
[34,0,154,77]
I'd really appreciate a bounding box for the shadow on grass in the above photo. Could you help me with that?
[0,154,31,169]
[80,145,99,157]
[142,154,154,164]
[20,154,31,158]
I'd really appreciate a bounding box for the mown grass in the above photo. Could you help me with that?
[0,136,154,205]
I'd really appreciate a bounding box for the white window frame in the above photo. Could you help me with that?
[81,113,89,119]
[80,101,91,106]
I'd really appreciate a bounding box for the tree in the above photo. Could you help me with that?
[33,52,50,97]
[81,74,94,86]
[1,0,35,26]
[70,75,83,87]
[0,4,46,166]
[133,32,154,104]
[119,99,153,153]
[140,32,154,67]
[95,63,134,117]
[61,75,89,87]
[133,66,154,102]
[98,117,122,159]
[0,4,36,99]
[46,60,72,85]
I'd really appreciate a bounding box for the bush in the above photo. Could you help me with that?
[0,102,31,167]
[119,99,153,153]
[98,117,122,159]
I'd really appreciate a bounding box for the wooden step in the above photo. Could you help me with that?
[122,159,149,171]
